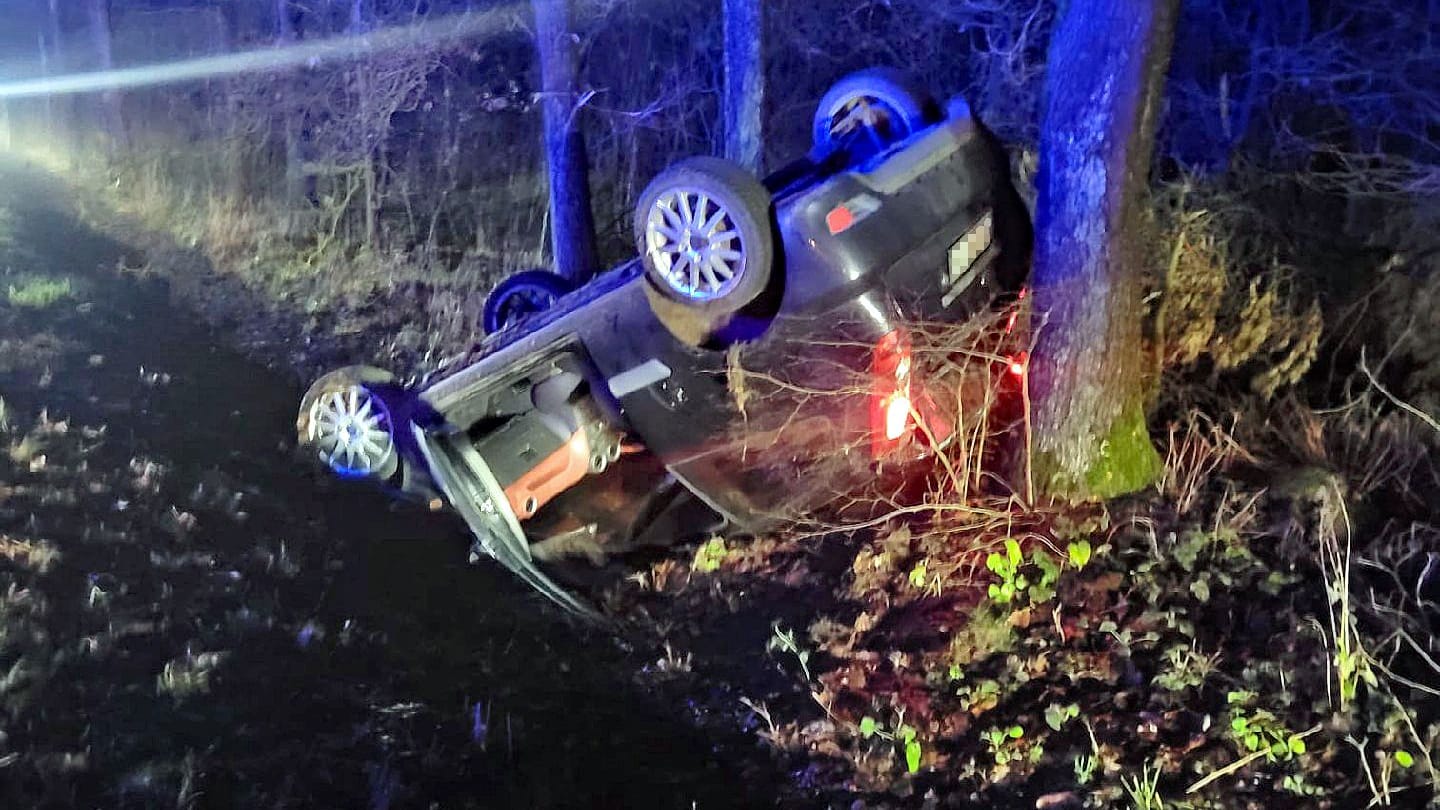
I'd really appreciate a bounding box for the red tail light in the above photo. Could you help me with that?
[872,329,915,456]
[1008,351,1028,377]
[883,392,912,441]
[872,329,913,378]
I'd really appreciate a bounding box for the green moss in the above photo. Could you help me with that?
[1036,400,1162,502]
[1083,402,1163,499]
[7,276,73,309]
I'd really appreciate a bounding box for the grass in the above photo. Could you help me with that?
[6,276,73,309]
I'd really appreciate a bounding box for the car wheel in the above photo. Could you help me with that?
[635,156,774,316]
[812,67,935,156]
[483,269,575,334]
[297,366,400,481]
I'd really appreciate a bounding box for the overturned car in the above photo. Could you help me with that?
[297,69,1032,616]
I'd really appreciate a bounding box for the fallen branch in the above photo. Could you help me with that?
[1186,724,1324,795]
[1359,349,1440,435]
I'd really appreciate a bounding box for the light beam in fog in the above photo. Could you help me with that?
[0,5,523,100]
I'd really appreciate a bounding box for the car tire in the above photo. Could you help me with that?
[635,156,775,320]
[297,365,401,482]
[812,67,935,155]
[483,269,575,334]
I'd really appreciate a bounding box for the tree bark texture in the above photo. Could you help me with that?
[722,0,763,172]
[533,0,598,283]
[1029,0,1180,499]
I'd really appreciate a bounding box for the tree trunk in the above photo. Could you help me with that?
[37,31,53,132]
[350,0,378,250]
[274,0,306,221]
[533,0,598,283]
[46,0,70,156]
[722,0,763,172]
[46,0,64,72]
[1028,0,1179,500]
[216,2,246,200]
[86,0,125,153]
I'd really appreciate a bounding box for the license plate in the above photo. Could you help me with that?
[942,211,993,307]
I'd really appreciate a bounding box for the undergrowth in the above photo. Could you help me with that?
[612,212,1440,806]
[6,276,73,309]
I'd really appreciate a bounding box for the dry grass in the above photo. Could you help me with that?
[0,535,59,574]
[1155,183,1324,398]
[708,301,1029,534]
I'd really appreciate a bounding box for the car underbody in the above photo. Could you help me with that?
[299,68,1033,615]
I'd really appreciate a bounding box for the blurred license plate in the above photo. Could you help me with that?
[942,211,993,306]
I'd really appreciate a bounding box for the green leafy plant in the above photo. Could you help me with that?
[908,561,928,589]
[693,536,729,573]
[1067,539,1093,569]
[1045,702,1079,731]
[1226,691,1306,762]
[856,714,923,774]
[1281,772,1323,796]
[981,725,1036,766]
[1153,644,1221,693]
[1074,753,1098,785]
[1028,549,1062,603]
[767,623,811,681]
[986,540,1063,605]
[898,724,923,774]
[955,678,1002,712]
[987,539,1027,603]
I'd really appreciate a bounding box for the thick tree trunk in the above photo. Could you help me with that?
[1028,0,1180,500]
[533,0,598,283]
[86,0,125,152]
[722,0,763,172]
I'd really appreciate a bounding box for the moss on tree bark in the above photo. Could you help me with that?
[1028,0,1179,502]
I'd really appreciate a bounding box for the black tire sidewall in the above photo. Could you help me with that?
[634,157,775,318]
[296,365,401,481]
[483,269,575,334]
[812,67,934,155]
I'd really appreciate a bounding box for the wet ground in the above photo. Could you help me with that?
[0,161,786,808]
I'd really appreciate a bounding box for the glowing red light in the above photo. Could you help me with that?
[826,205,856,235]
[1007,351,1028,377]
[884,392,912,440]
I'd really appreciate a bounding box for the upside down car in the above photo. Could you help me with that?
[297,68,1033,616]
